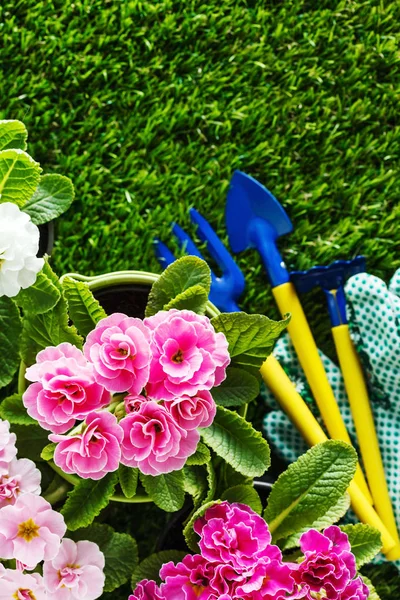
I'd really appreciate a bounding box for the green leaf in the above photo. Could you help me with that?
[41,443,56,461]
[221,484,263,515]
[23,173,75,225]
[0,394,36,425]
[362,576,382,600]
[183,465,208,504]
[212,366,260,407]
[145,256,211,317]
[211,312,290,368]
[72,523,138,593]
[10,424,50,462]
[61,472,118,530]
[0,120,28,151]
[163,284,209,314]
[20,297,83,366]
[140,470,185,512]
[183,500,220,552]
[264,441,358,542]
[185,441,211,466]
[0,297,22,389]
[201,405,270,477]
[0,149,41,206]
[132,550,187,587]
[62,276,107,336]
[205,460,217,503]
[15,269,61,315]
[341,524,382,568]
[280,493,351,550]
[118,464,138,499]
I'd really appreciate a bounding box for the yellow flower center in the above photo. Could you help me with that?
[17,518,40,542]
[172,349,184,363]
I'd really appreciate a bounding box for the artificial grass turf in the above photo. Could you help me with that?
[1,0,400,595]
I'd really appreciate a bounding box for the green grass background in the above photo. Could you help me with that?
[1,0,400,595]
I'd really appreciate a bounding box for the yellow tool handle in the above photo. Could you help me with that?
[272,282,372,503]
[332,324,400,553]
[260,355,399,558]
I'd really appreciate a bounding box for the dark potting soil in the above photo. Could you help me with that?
[93,284,151,320]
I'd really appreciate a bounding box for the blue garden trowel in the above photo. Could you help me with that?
[225,170,372,502]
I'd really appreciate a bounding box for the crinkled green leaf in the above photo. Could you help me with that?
[41,443,56,461]
[0,297,22,389]
[10,424,49,462]
[62,276,107,336]
[185,441,211,466]
[264,441,357,542]
[205,460,217,503]
[118,464,138,499]
[183,465,208,505]
[341,524,382,568]
[212,366,260,407]
[140,470,185,512]
[61,472,118,530]
[0,120,27,151]
[15,269,61,315]
[145,256,211,317]
[280,493,351,550]
[0,149,41,206]
[221,484,263,515]
[201,405,270,477]
[163,283,208,314]
[211,312,290,368]
[23,173,75,225]
[0,393,36,425]
[183,500,220,552]
[72,523,138,593]
[132,550,187,588]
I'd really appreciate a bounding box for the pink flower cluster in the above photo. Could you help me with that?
[0,418,105,599]
[129,502,370,600]
[23,310,230,477]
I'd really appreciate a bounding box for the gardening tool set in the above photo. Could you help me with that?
[154,170,400,561]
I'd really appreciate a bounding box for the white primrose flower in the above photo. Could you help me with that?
[0,202,44,297]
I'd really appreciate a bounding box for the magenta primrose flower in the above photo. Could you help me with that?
[293,526,359,599]
[164,389,216,430]
[120,400,199,475]
[23,343,110,434]
[84,313,152,394]
[43,537,105,600]
[0,568,47,600]
[0,493,66,569]
[144,309,230,400]
[128,579,165,600]
[0,419,17,463]
[50,411,123,480]
[0,457,41,508]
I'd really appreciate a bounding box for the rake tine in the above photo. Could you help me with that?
[153,238,176,268]
[172,222,204,259]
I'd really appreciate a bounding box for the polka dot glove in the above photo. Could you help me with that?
[262,269,400,547]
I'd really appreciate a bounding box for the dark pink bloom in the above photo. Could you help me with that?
[23,343,110,434]
[50,411,123,480]
[194,502,278,571]
[124,393,148,413]
[84,313,152,394]
[164,390,216,430]
[0,419,17,463]
[120,401,199,475]
[293,526,357,599]
[144,309,230,400]
[237,559,296,598]
[129,579,165,600]
[341,577,370,600]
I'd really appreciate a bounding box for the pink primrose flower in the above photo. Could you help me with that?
[164,389,216,430]
[0,493,66,569]
[120,401,199,475]
[124,393,148,413]
[194,502,278,571]
[0,569,47,600]
[293,526,357,599]
[50,411,123,480]
[341,577,370,600]
[0,419,17,463]
[0,457,41,508]
[84,313,152,393]
[23,343,110,434]
[129,579,165,600]
[144,309,230,400]
[43,537,105,600]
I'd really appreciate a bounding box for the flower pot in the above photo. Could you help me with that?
[38,221,54,258]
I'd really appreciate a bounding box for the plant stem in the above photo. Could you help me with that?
[43,480,70,505]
